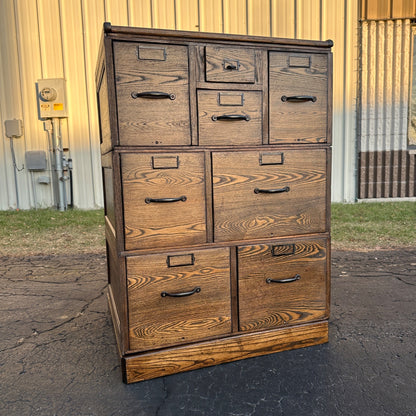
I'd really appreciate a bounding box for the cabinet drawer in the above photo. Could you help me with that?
[205,46,256,83]
[269,52,328,144]
[212,149,327,242]
[127,248,231,352]
[198,90,262,145]
[114,42,191,146]
[121,153,206,250]
[238,239,328,332]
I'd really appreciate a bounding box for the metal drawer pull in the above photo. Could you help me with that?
[254,186,290,194]
[211,114,250,121]
[266,274,301,284]
[145,196,187,204]
[131,91,176,100]
[281,95,317,103]
[161,287,201,297]
[224,63,237,70]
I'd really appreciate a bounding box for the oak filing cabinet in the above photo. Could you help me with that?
[96,23,333,383]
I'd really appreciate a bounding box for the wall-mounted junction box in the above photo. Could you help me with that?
[37,78,68,118]
[4,119,23,138]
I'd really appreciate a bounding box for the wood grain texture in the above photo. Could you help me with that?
[97,67,112,153]
[238,239,328,331]
[123,321,328,383]
[122,152,207,250]
[198,90,262,145]
[269,52,328,144]
[106,227,128,354]
[205,45,256,83]
[113,41,191,146]
[127,247,231,352]
[212,149,327,242]
[102,167,115,230]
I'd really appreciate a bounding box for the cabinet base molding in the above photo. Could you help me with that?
[122,321,328,383]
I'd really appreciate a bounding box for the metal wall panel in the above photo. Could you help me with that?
[0,0,359,209]
[358,19,415,198]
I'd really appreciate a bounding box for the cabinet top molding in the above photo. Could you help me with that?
[102,22,334,49]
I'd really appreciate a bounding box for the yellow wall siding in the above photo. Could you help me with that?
[0,0,358,209]
[199,0,223,32]
[360,19,411,152]
[176,0,200,31]
[271,0,295,38]
[223,0,247,34]
[248,0,270,36]
[128,0,152,27]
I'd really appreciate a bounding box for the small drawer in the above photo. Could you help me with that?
[113,41,191,146]
[205,46,256,83]
[269,52,329,144]
[121,153,206,250]
[212,148,327,242]
[127,248,232,352]
[238,239,328,332]
[198,90,262,145]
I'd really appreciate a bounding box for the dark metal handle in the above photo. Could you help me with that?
[266,274,301,284]
[131,91,176,100]
[254,186,290,194]
[224,63,237,70]
[211,114,250,121]
[281,95,317,103]
[161,287,201,297]
[145,196,187,204]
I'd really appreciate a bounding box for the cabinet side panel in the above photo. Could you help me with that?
[97,67,112,154]
[106,225,128,354]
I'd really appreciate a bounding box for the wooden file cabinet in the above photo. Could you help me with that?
[96,23,333,383]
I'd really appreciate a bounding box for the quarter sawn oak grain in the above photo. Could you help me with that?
[96,23,332,383]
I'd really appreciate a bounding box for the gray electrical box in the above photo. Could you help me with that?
[25,151,47,171]
[4,119,23,138]
[37,78,68,118]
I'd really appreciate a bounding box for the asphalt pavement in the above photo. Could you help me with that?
[1,249,415,415]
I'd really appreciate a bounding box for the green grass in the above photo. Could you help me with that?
[0,202,415,256]
[331,201,416,250]
[0,209,105,257]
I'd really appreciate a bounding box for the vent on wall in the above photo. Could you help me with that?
[359,150,416,198]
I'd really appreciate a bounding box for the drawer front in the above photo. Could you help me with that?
[212,149,327,242]
[269,52,328,144]
[238,239,328,332]
[205,46,256,83]
[127,248,231,352]
[198,90,262,145]
[114,42,191,146]
[122,153,206,250]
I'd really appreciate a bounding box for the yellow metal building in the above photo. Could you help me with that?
[0,0,414,209]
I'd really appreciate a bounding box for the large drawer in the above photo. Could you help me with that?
[127,248,232,352]
[114,42,191,146]
[198,90,262,145]
[212,149,327,242]
[269,52,329,144]
[238,239,328,332]
[121,153,206,250]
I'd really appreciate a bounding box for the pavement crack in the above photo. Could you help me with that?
[34,285,108,335]
[155,377,169,416]
[1,285,107,352]
[395,276,416,286]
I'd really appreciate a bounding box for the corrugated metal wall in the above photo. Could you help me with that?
[358,19,416,198]
[0,0,358,210]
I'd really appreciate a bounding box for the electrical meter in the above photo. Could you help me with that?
[40,87,58,102]
[37,78,68,118]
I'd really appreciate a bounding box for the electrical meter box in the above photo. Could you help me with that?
[37,78,68,118]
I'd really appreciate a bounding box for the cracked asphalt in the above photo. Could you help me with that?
[1,249,415,416]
